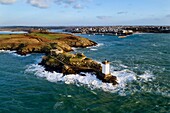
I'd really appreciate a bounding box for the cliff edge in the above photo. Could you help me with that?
[0,32,97,55]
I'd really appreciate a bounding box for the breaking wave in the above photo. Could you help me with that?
[12,53,31,57]
[25,63,155,96]
[0,50,30,57]
[87,43,104,49]
[96,43,104,47]
[87,43,103,51]
[1,50,157,96]
[72,43,103,52]
[0,50,15,53]
[90,49,98,51]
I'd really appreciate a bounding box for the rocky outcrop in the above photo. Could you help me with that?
[40,52,118,85]
[0,32,117,85]
[56,36,97,48]
[40,53,101,73]
[0,33,96,55]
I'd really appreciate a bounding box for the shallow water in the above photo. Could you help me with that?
[0,33,169,113]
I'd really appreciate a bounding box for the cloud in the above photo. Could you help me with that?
[63,0,76,4]
[96,16,112,20]
[165,14,170,18]
[27,0,50,8]
[0,0,89,9]
[55,0,76,5]
[0,0,16,4]
[73,4,83,9]
[117,11,127,15]
[54,0,78,6]
[54,0,86,9]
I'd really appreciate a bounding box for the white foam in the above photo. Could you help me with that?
[0,50,15,53]
[26,64,114,91]
[87,43,104,49]
[96,43,104,47]
[0,50,31,57]
[138,71,155,81]
[12,53,31,57]
[71,47,82,52]
[72,47,77,51]
[152,43,159,47]
[112,69,137,88]
[90,49,98,51]
[86,43,104,52]
[119,64,128,68]
[25,64,149,94]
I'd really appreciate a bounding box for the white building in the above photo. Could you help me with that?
[102,60,110,75]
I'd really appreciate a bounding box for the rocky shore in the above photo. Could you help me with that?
[0,30,118,85]
[0,32,97,55]
[40,52,118,85]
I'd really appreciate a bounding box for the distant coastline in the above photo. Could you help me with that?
[1,25,170,37]
[65,26,170,36]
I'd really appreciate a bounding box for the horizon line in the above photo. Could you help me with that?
[1,25,170,27]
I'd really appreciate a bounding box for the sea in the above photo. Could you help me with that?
[0,31,27,34]
[0,31,169,113]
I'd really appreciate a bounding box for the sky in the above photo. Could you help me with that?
[0,0,170,26]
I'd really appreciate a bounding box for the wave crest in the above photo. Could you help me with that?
[25,63,155,95]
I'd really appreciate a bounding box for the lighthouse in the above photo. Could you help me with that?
[102,60,110,75]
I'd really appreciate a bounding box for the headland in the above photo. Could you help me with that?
[0,28,118,85]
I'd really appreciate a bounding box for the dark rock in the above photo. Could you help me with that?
[62,65,76,74]
[40,52,118,85]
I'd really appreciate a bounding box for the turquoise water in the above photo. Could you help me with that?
[0,33,170,113]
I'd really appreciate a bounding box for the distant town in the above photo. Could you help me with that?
[65,26,170,36]
[1,26,170,36]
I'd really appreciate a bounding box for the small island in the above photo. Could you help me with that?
[0,29,118,85]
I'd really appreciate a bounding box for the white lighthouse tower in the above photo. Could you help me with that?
[102,60,110,75]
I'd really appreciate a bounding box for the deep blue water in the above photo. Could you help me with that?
[0,33,170,113]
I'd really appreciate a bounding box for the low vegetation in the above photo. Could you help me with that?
[0,31,97,55]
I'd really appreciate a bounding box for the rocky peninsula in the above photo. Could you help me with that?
[0,30,97,55]
[0,30,118,85]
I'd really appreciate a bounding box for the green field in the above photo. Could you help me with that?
[30,33,74,40]
[0,33,73,40]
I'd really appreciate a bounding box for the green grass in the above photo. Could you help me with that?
[0,34,12,39]
[30,33,72,40]
[0,32,74,40]
[30,33,57,40]
[0,34,29,39]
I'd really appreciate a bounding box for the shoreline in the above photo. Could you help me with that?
[0,49,118,86]
[0,30,118,85]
